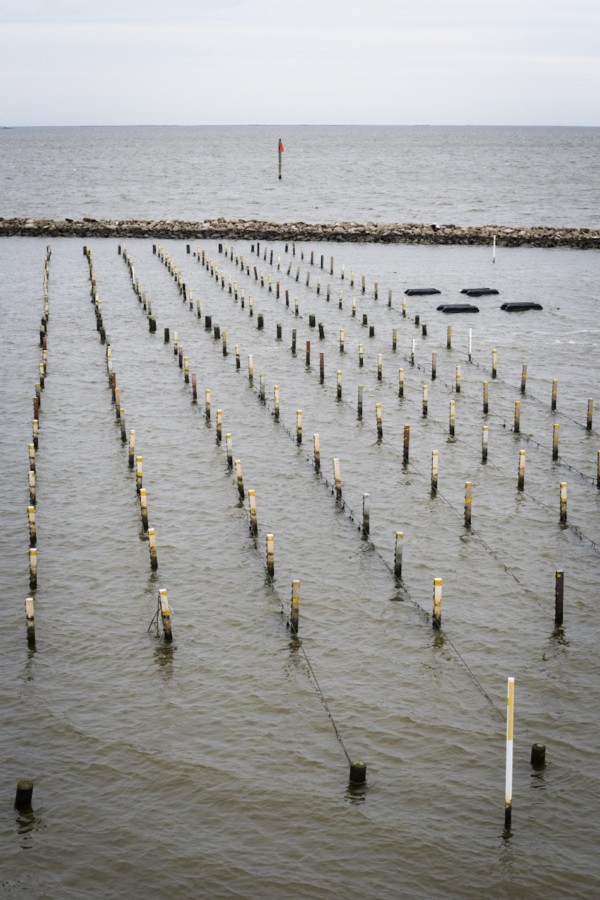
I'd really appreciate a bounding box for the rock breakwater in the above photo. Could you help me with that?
[0,217,598,249]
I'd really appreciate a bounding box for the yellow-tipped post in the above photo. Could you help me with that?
[159,588,172,641]
[148,528,158,570]
[432,577,443,628]
[248,490,258,536]
[266,533,275,578]
[559,482,567,524]
[505,677,515,830]
[290,580,300,634]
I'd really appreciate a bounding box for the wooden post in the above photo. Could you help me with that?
[410,339,415,366]
[139,488,149,531]
[375,402,383,440]
[468,328,473,363]
[290,580,300,633]
[431,450,439,494]
[422,385,428,418]
[27,506,36,547]
[432,577,442,628]
[135,456,143,493]
[464,481,472,527]
[216,409,223,442]
[205,388,211,421]
[398,368,404,398]
[159,588,172,640]
[491,348,498,379]
[235,459,245,498]
[505,677,515,830]
[518,450,526,491]
[431,352,437,381]
[29,442,36,472]
[313,434,321,473]
[273,385,280,421]
[259,374,266,403]
[226,433,233,469]
[357,385,363,419]
[552,423,560,460]
[520,364,527,394]
[25,597,35,647]
[482,425,489,462]
[597,450,600,489]
[586,398,594,431]
[449,401,456,437]
[403,425,410,464]
[128,430,135,468]
[358,343,364,367]
[291,329,297,354]
[555,569,564,625]
[514,400,521,434]
[235,345,241,369]
[28,469,36,505]
[447,325,452,350]
[305,340,310,367]
[362,493,370,538]
[319,352,325,384]
[266,533,275,577]
[377,353,383,381]
[148,528,158,570]
[333,458,342,498]
[191,372,197,402]
[392,328,397,350]
[394,532,403,578]
[483,381,489,415]
[402,296,407,318]
[14,780,34,812]
[296,410,303,445]
[339,328,345,352]
[551,379,558,411]
[337,370,342,401]
[559,482,567,524]
[247,355,254,384]
[248,490,258,535]
[32,419,39,449]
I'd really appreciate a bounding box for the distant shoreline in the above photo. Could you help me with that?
[1,217,598,249]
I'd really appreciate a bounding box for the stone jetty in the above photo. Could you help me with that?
[0,217,598,249]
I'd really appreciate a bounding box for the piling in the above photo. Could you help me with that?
[235,345,241,369]
[491,349,498,379]
[205,388,211,421]
[313,434,321,473]
[248,490,258,535]
[306,341,311,367]
[482,425,489,462]
[14,780,34,813]
[27,505,36,547]
[505,677,515,829]
[248,355,254,384]
[225,433,233,469]
[29,442,36,472]
[394,532,403,578]
[25,596,35,647]
[319,352,325,384]
[376,403,383,440]
[357,385,364,419]
[362,493,370,538]
[422,385,428,418]
[291,329,297,354]
[290,580,300,634]
[159,588,172,641]
[148,528,158,570]
[410,340,415,366]
[531,743,546,769]
[520,365,527,394]
[431,450,439,494]
[514,401,521,434]
[552,424,560,460]
[559,482,567,524]
[32,419,39,449]
[358,343,364,367]
[432,577,443,628]
[398,368,405,398]
[333,458,342,498]
[339,329,345,353]
[296,410,303,445]
[337,370,342,401]
[468,329,473,363]
[483,381,489,415]
[555,569,564,625]
[235,459,245,499]
[276,324,282,341]
[464,482,472,527]
[377,353,383,381]
[216,409,223,442]
[551,380,558,411]
[586,399,593,431]
[518,450,526,491]
[274,385,280,421]
[449,400,456,437]
[431,352,437,381]
[28,547,37,590]
[403,426,410,464]
[266,534,275,577]
[29,470,36,505]
[136,456,143,493]
[259,374,266,403]
[447,325,452,350]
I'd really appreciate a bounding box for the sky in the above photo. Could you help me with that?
[0,0,598,126]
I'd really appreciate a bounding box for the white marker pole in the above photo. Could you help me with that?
[505,677,515,829]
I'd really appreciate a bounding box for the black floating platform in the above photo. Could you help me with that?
[404,288,441,296]
[437,303,480,314]
[461,288,499,297]
[501,302,543,312]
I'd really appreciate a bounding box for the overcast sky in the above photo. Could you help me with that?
[0,0,598,126]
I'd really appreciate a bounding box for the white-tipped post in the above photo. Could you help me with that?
[504,677,515,829]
